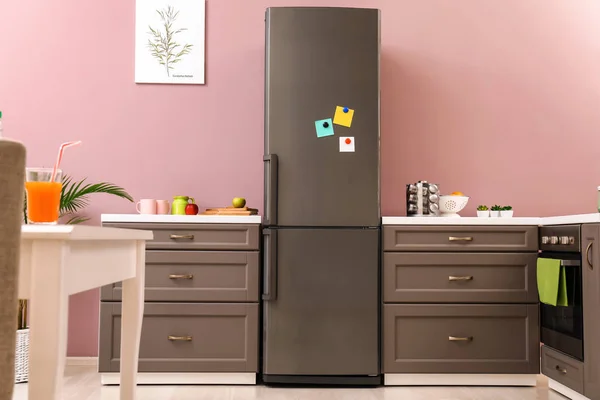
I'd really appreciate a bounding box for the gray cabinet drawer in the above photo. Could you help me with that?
[541,345,584,394]
[100,251,260,302]
[103,223,259,251]
[383,304,540,374]
[383,252,538,304]
[98,302,259,373]
[383,225,538,252]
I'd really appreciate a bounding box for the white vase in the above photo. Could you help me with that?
[477,210,489,217]
[490,210,501,217]
[501,210,514,217]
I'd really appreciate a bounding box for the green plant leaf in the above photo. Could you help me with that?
[61,178,133,213]
[65,216,90,225]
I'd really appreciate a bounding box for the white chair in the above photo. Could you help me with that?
[0,139,26,400]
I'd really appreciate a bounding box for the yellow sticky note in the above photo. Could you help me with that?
[333,106,355,127]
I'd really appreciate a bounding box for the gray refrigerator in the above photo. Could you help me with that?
[262,7,381,386]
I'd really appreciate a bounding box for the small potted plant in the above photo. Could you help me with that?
[476,205,489,217]
[490,204,502,217]
[501,205,513,217]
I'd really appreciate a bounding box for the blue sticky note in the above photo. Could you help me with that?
[315,118,334,138]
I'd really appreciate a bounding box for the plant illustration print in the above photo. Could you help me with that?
[147,5,193,77]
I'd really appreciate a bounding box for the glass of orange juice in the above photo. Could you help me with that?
[25,168,62,224]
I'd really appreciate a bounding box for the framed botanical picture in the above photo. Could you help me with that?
[135,0,205,84]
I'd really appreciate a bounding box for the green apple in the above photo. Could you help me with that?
[232,197,246,208]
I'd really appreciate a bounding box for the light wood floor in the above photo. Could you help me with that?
[13,366,567,400]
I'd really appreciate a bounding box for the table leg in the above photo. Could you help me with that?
[28,241,69,400]
[119,241,145,400]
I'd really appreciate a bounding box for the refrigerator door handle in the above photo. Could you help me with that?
[262,228,278,301]
[263,154,278,225]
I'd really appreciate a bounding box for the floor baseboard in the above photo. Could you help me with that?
[384,373,538,386]
[548,378,590,400]
[66,357,98,366]
[101,372,257,385]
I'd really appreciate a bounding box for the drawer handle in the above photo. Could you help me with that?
[169,274,194,280]
[449,275,473,281]
[169,234,195,240]
[449,336,473,342]
[168,335,193,342]
[555,365,567,375]
[449,236,473,242]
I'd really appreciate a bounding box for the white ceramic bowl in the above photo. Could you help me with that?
[439,195,469,217]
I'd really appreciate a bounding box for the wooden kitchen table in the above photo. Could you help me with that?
[19,225,153,400]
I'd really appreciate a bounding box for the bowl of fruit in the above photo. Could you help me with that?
[439,191,469,217]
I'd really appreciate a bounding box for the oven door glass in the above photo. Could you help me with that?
[539,256,583,360]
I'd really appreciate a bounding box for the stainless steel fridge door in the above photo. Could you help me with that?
[262,227,379,376]
[264,7,380,227]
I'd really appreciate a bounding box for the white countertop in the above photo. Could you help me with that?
[540,213,600,225]
[101,214,262,224]
[101,213,599,226]
[382,213,600,226]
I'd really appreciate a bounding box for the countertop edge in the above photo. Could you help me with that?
[101,214,262,224]
[22,224,154,240]
[381,217,542,226]
[382,213,600,226]
[100,213,600,226]
[539,213,600,226]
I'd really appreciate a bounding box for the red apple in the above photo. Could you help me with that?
[185,203,199,215]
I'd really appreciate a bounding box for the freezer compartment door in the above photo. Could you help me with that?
[262,228,379,376]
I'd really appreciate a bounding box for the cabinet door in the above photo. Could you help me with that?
[101,251,260,302]
[541,345,584,395]
[383,304,540,374]
[383,252,538,304]
[583,224,600,399]
[102,223,260,251]
[383,226,538,252]
[99,302,259,373]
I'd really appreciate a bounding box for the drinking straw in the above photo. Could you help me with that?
[51,141,82,182]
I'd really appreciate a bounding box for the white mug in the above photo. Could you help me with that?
[136,199,157,214]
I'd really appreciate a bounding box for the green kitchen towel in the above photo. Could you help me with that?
[537,258,568,306]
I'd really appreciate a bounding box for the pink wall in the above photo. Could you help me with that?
[1,0,599,356]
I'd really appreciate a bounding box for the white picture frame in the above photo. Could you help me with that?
[135,0,205,84]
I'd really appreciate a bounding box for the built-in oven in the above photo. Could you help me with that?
[539,224,584,361]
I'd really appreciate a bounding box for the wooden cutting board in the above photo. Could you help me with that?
[201,206,259,216]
